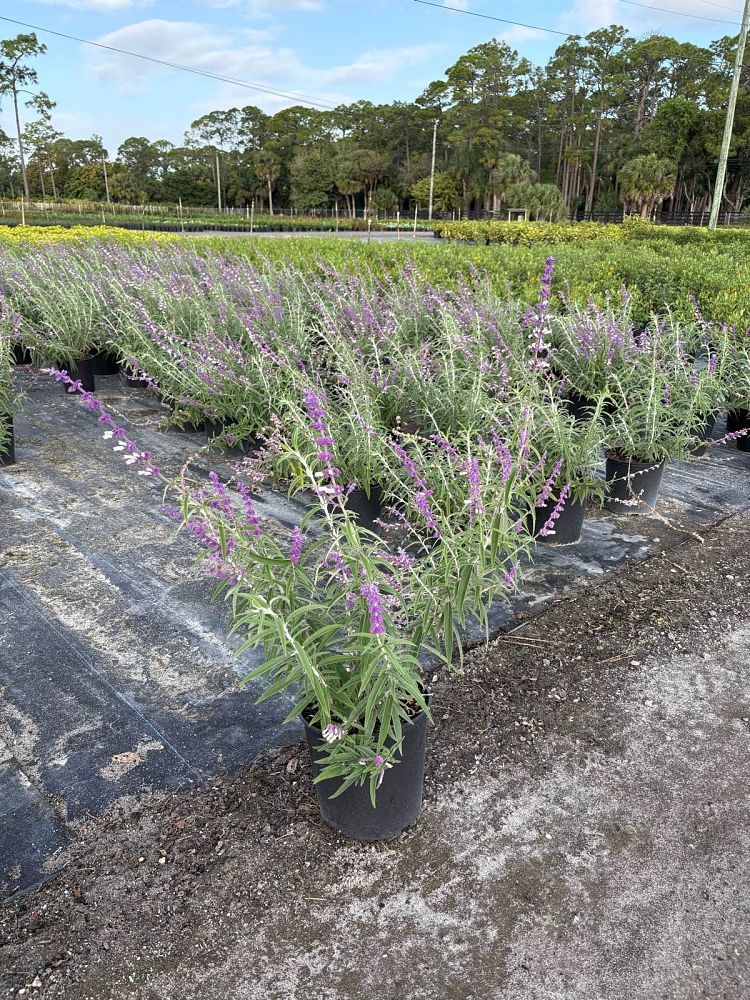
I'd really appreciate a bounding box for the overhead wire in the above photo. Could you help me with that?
[415,0,743,33]
[412,1,573,37]
[0,13,338,109]
[619,1,741,25]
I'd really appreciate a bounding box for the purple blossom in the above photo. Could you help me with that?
[236,481,262,537]
[492,431,514,484]
[539,484,572,537]
[534,459,564,508]
[290,526,303,564]
[466,457,484,520]
[360,582,385,636]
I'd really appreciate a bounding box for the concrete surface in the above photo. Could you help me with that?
[132,633,750,1000]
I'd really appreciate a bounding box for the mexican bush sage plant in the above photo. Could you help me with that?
[179,390,531,805]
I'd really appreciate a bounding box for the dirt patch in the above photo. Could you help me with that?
[2,514,750,999]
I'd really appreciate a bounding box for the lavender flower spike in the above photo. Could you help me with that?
[539,484,572,537]
[360,582,385,636]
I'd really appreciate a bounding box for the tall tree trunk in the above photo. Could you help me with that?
[39,161,46,200]
[536,110,543,179]
[555,125,566,187]
[634,81,649,137]
[12,84,30,200]
[267,178,273,215]
[585,113,603,215]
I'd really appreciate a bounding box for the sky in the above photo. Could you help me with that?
[0,0,742,154]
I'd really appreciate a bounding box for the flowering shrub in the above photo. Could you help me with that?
[520,389,607,505]
[32,236,750,805]
[177,397,533,803]
[0,292,21,453]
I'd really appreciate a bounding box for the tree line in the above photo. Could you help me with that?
[0,26,748,218]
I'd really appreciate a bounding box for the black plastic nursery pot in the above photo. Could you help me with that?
[0,414,16,467]
[727,410,750,452]
[345,485,384,533]
[604,456,665,514]
[69,356,96,393]
[11,344,32,365]
[305,711,428,842]
[726,409,748,435]
[91,350,121,376]
[204,418,225,439]
[529,493,587,545]
[563,391,614,422]
[691,414,717,458]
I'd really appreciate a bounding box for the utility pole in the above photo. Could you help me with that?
[215,152,222,212]
[428,119,438,221]
[101,155,111,205]
[709,0,750,231]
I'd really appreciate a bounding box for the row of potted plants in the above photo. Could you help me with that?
[0,297,17,467]
[4,248,750,841]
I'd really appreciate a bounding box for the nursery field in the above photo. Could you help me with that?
[2,226,750,996]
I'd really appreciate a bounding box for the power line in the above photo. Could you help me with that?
[698,0,743,13]
[619,1,741,25]
[0,14,338,110]
[414,0,741,37]
[412,1,573,38]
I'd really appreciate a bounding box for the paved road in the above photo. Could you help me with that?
[187,229,438,242]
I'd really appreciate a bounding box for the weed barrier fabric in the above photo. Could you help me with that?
[2,381,750,893]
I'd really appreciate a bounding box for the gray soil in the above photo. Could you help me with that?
[2,503,749,1000]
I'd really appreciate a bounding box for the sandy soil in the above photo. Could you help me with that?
[2,510,749,1000]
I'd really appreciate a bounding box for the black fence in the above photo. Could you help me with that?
[572,210,750,227]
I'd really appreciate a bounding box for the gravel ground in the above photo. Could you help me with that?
[2,509,749,1000]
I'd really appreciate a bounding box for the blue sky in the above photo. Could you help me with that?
[0,0,738,154]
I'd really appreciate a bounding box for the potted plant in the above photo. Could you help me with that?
[522,392,607,545]
[0,331,16,466]
[177,389,530,840]
[549,297,633,418]
[602,336,701,513]
[717,334,750,452]
[254,384,390,532]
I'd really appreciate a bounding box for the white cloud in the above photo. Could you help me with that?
[324,44,445,84]
[444,0,470,10]
[498,25,549,46]
[87,19,441,108]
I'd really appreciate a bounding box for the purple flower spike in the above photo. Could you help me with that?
[539,484,572,537]
[236,481,263,537]
[290,526,303,564]
[360,582,385,636]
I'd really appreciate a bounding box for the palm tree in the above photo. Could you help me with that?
[254,149,280,215]
[484,152,533,214]
[618,154,677,219]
